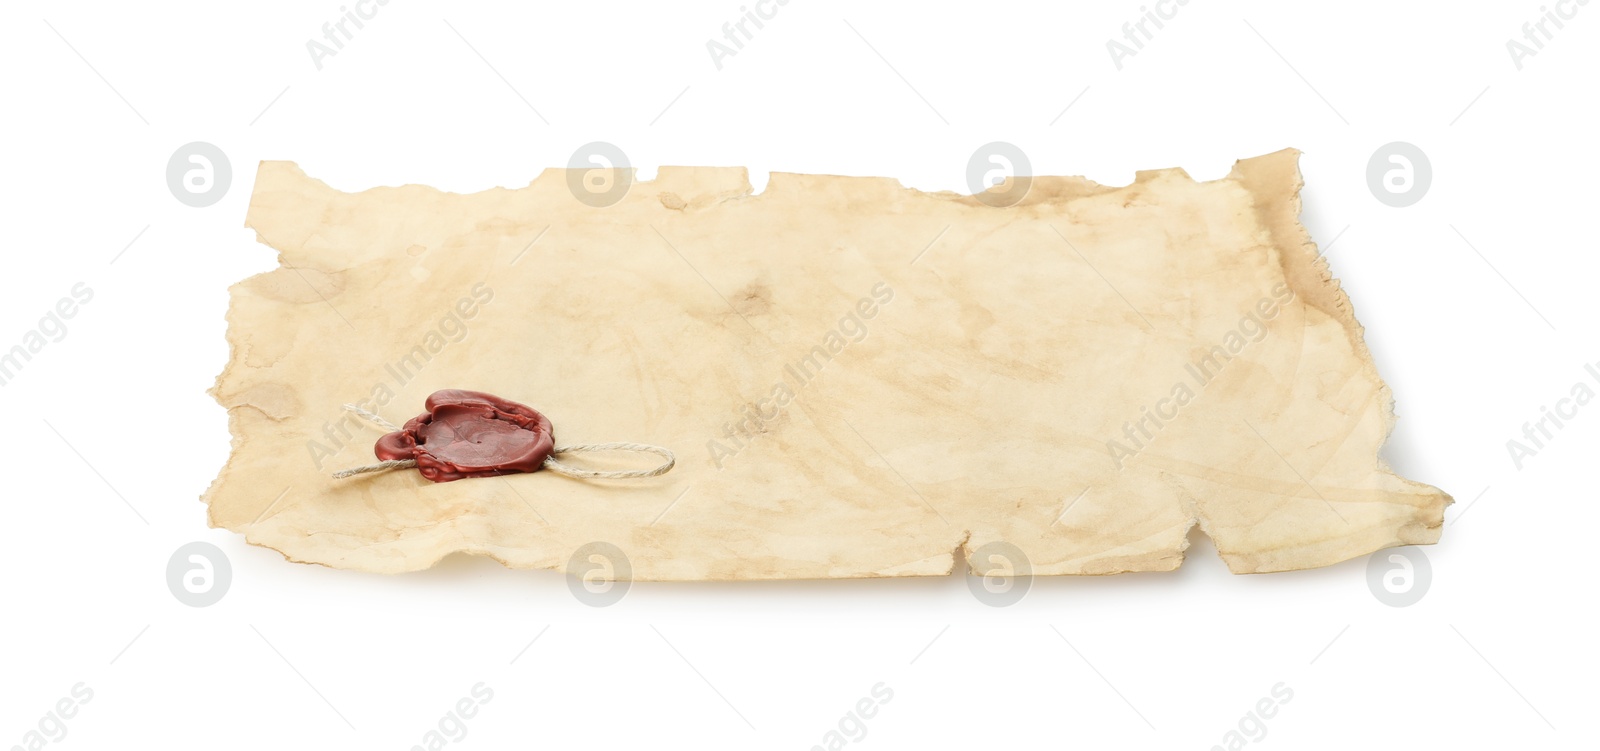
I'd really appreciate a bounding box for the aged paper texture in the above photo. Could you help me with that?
[204,149,1449,578]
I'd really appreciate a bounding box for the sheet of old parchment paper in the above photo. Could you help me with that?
[204,148,1449,578]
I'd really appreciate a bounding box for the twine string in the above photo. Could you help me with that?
[343,403,400,432]
[332,458,417,479]
[542,442,676,479]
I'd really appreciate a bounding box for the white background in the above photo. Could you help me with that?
[1,1,1594,748]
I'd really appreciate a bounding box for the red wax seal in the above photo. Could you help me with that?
[374,389,555,483]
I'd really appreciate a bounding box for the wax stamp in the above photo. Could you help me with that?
[374,389,555,482]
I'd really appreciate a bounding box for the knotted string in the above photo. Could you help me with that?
[331,404,675,480]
